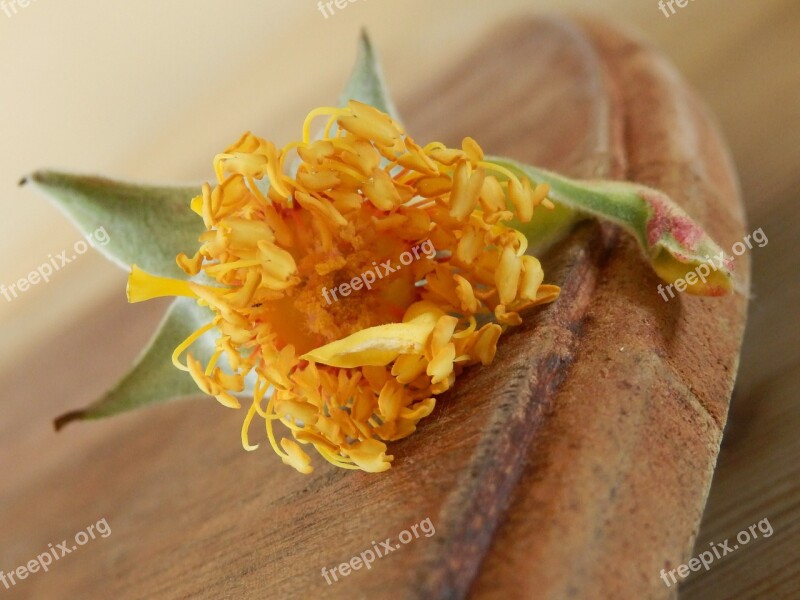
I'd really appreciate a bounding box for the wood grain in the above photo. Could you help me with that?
[0,16,749,600]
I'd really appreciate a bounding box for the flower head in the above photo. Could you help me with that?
[128,100,559,473]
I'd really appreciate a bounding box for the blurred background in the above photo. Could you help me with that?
[1,1,797,597]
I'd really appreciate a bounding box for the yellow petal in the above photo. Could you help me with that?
[473,324,502,365]
[479,175,507,213]
[456,225,482,265]
[453,275,479,313]
[280,438,314,474]
[430,315,458,356]
[337,100,402,148]
[519,255,544,301]
[496,246,522,305]
[391,353,428,384]
[343,439,393,473]
[362,168,403,211]
[508,177,534,223]
[461,136,484,164]
[494,304,522,326]
[416,175,452,197]
[400,397,436,421]
[297,140,335,165]
[449,162,485,222]
[301,311,439,368]
[397,138,439,176]
[297,170,340,192]
[275,398,319,425]
[294,429,339,452]
[127,264,196,303]
[428,147,465,166]
[426,343,456,384]
[176,251,203,276]
[377,379,405,422]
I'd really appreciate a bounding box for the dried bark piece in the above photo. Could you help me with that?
[469,18,748,600]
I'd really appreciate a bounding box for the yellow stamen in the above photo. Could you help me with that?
[302,106,340,144]
[172,322,215,371]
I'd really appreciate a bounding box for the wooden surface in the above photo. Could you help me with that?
[1,2,799,600]
[0,15,749,600]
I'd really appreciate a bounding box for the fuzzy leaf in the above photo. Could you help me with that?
[339,30,402,122]
[490,156,734,296]
[54,298,215,429]
[24,170,203,279]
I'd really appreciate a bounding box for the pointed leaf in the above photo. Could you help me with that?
[54,298,215,429]
[490,156,734,295]
[339,30,402,121]
[24,170,203,279]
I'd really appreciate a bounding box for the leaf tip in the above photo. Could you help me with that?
[19,170,55,187]
[54,409,88,431]
[21,170,62,189]
[358,27,371,47]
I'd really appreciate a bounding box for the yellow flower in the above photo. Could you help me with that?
[127,100,560,473]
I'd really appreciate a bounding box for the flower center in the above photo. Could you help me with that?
[269,243,419,355]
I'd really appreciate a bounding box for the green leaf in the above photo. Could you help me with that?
[23,170,203,279]
[490,156,734,296]
[339,30,402,121]
[54,298,215,429]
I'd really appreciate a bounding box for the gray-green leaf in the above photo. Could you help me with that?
[339,30,402,122]
[24,170,203,279]
[54,298,215,429]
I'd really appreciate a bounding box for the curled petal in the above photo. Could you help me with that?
[301,310,439,368]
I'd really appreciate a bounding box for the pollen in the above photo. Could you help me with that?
[127,100,560,473]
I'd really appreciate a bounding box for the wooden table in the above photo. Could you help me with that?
[1,3,798,599]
